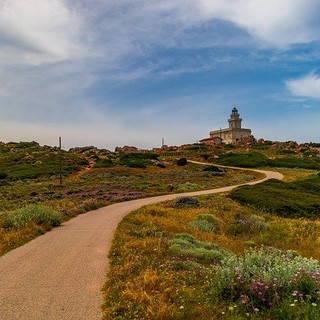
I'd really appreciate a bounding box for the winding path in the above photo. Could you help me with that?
[0,166,283,319]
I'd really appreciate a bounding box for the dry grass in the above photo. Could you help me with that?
[103,194,320,319]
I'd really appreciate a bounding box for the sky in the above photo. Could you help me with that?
[1,0,320,150]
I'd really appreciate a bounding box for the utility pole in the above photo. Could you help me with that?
[59,136,62,186]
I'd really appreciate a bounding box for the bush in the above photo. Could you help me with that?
[3,204,62,230]
[229,177,320,218]
[176,182,200,192]
[169,233,229,263]
[94,158,113,168]
[188,214,218,232]
[202,165,223,172]
[227,212,269,235]
[177,157,187,166]
[0,172,8,179]
[216,152,320,169]
[118,153,154,168]
[170,196,201,208]
[215,247,320,314]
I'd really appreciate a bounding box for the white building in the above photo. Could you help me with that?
[209,107,252,144]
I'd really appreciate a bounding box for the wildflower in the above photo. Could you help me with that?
[265,285,269,289]
[292,290,298,296]
[180,306,184,309]
[290,304,295,307]
[254,308,259,312]
[258,291,263,296]
[312,303,317,307]
[228,306,234,311]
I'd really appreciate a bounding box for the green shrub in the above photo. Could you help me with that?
[170,196,201,208]
[177,157,188,166]
[176,182,200,192]
[118,153,154,168]
[188,214,218,232]
[216,152,320,169]
[169,233,229,263]
[214,247,320,315]
[227,212,269,235]
[3,204,62,230]
[217,152,269,167]
[229,177,320,218]
[94,158,113,168]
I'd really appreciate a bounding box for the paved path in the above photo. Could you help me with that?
[0,166,283,319]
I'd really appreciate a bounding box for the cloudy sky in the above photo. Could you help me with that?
[1,0,320,150]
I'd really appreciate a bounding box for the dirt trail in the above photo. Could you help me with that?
[0,167,283,320]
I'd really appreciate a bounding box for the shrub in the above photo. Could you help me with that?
[0,172,8,179]
[229,178,320,218]
[176,182,200,192]
[3,204,62,230]
[169,233,229,263]
[94,158,113,168]
[202,165,223,172]
[170,196,201,208]
[188,214,218,232]
[217,152,320,169]
[227,212,269,235]
[118,153,152,168]
[215,247,320,314]
[177,157,187,166]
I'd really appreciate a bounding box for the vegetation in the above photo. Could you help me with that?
[177,157,188,166]
[215,152,320,169]
[0,141,262,256]
[0,204,61,254]
[2,139,320,318]
[103,194,320,319]
[3,204,61,230]
[229,174,320,218]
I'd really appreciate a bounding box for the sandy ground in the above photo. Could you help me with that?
[0,167,283,319]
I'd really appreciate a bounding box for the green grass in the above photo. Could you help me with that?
[0,143,88,180]
[215,152,320,169]
[229,175,320,218]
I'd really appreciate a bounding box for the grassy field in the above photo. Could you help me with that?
[103,191,320,319]
[0,144,262,255]
[229,174,320,218]
[2,140,320,319]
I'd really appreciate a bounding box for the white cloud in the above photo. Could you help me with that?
[198,0,320,47]
[286,72,320,99]
[0,0,83,65]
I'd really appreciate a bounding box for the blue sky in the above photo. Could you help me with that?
[1,0,320,150]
